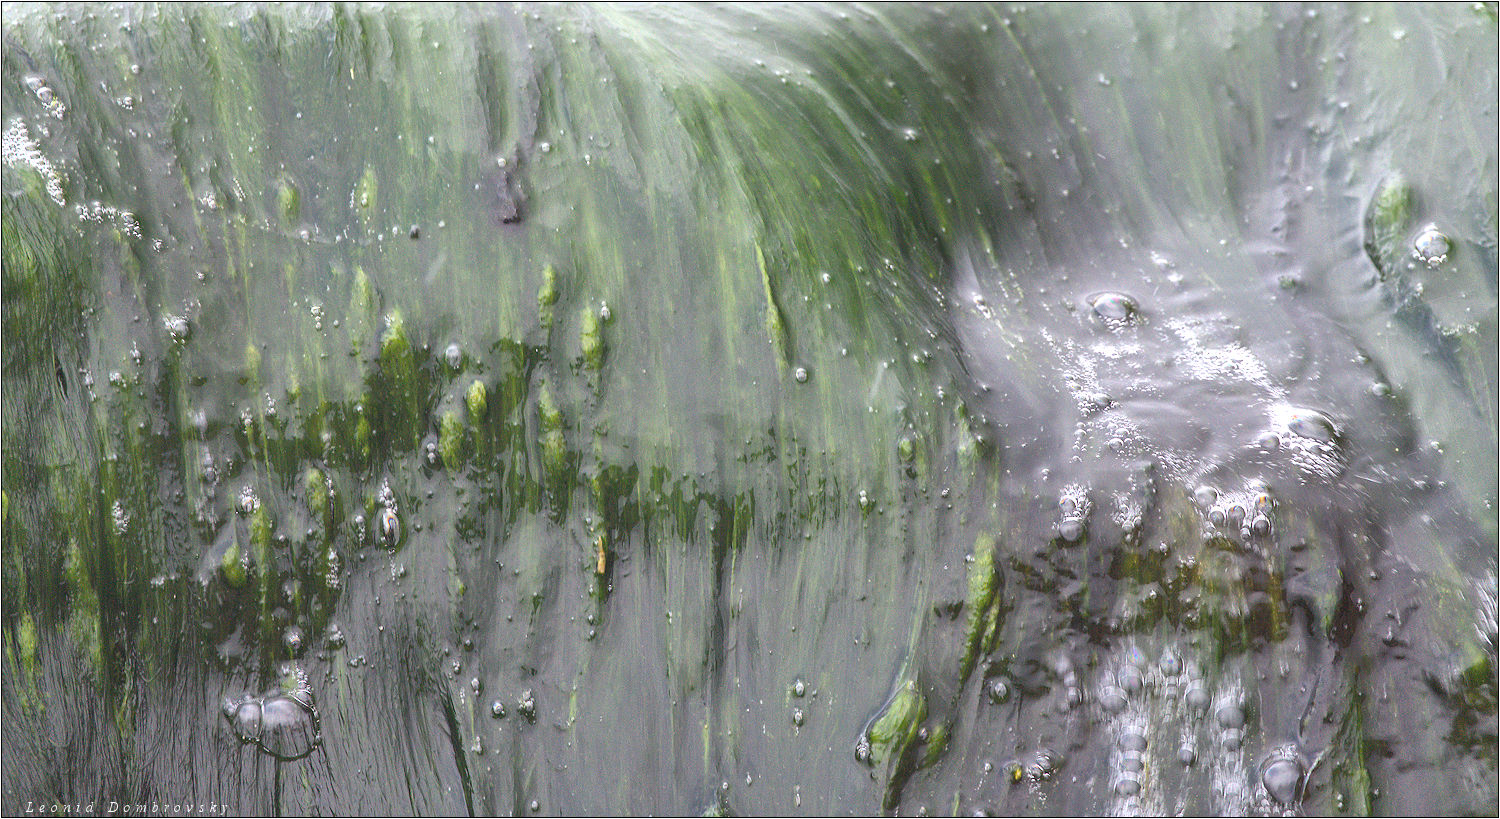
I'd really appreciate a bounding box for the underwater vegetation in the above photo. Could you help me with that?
[2,3,1496,816]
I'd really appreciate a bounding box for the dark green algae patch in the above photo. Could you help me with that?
[2,3,1497,816]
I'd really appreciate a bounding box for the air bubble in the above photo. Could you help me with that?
[793,366,809,383]
[490,700,507,718]
[1282,407,1338,442]
[1185,684,1210,710]
[378,507,401,548]
[283,627,304,655]
[1099,686,1127,714]
[987,678,1011,704]
[1261,756,1304,804]
[1113,777,1140,797]
[444,343,463,370]
[1209,508,1226,527]
[1088,292,1138,322]
[224,691,320,761]
[517,689,536,722]
[1119,732,1147,753]
[792,678,806,698]
[1413,225,1450,268]
[1159,650,1182,677]
[1220,728,1243,751]
[792,708,805,727]
[164,315,191,343]
[1215,704,1244,729]
[1117,665,1144,695]
[1194,486,1218,507]
[1058,518,1084,542]
[1251,515,1271,536]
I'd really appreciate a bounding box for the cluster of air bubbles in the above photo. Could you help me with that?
[1055,654,1082,709]
[75,200,141,238]
[163,315,190,343]
[1056,485,1090,542]
[1011,748,1062,783]
[376,481,400,548]
[1259,745,1305,806]
[237,486,260,516]
[1199,483,1274,539]
[1112,717,1149,797]
[1087,291,1140,328]
[517,689,537,722]
[1412,225,1450,268]
[222,680,321,761]
[24,75,67,118]
[110,500,131,535]
[3,120,66,205]
[490,699,507,718]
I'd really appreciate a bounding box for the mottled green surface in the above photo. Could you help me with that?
[2,3,1496,816]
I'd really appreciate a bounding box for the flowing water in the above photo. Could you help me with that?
[2,4,1496,816]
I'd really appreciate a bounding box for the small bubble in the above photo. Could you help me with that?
[854,737,872,763]
[1178,745,1196,766]
[1251,515,1271,536]
[1159,650,1182,677]
[518,689,536,722]
[1193,486,1217,507]
[1118,664,1144,694]
[1226,504,1246,528]
[490,700,507,718]
[792,678,806,698]
[1209,508,1226,527]
[793,366,809,383]
[283,627,304,655]
[987,678,1011,704]
[791,708,805,726]
[444,343,463,370]
[1113,777,1140,797]
[470,677,483,695]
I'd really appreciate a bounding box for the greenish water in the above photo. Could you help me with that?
[2,3,1495,815]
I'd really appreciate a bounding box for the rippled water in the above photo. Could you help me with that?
[2,4,1495,816]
